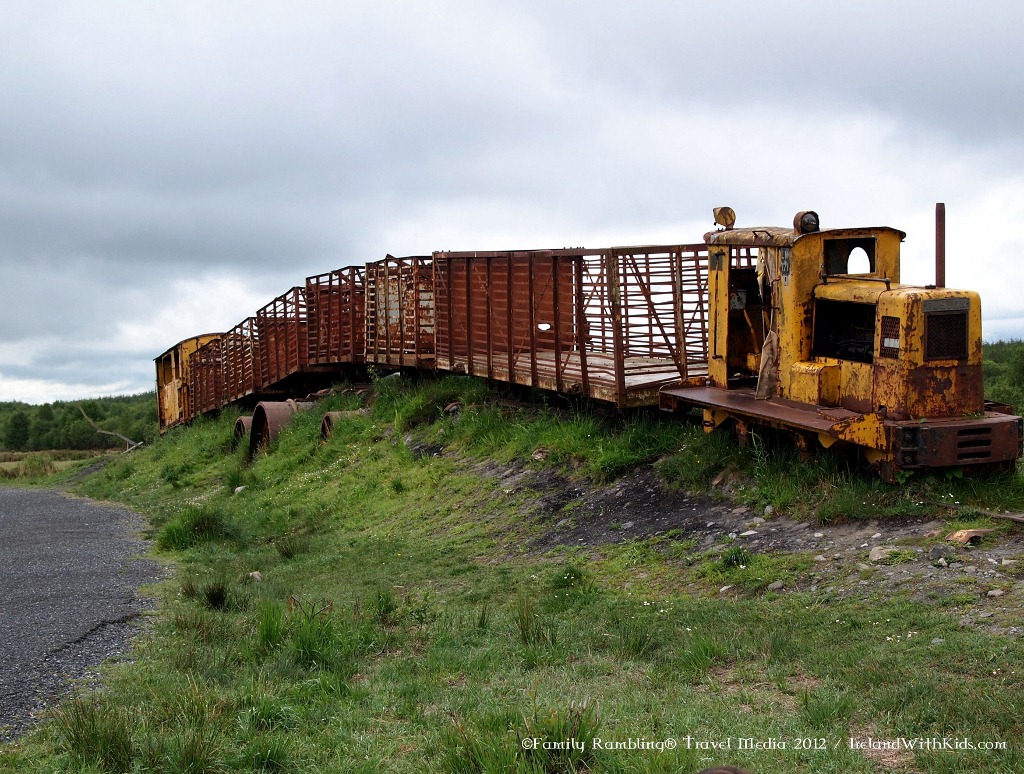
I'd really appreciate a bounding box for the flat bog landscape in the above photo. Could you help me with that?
[2,375,1023,773]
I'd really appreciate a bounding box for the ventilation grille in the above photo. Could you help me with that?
[879,316,901,359]
[956,426,992,461]
[925,311,968,361]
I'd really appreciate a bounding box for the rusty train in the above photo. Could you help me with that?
[156,207,1023,480]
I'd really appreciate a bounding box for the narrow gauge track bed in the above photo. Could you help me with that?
[0,489,161,741]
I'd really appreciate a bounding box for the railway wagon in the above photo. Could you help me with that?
[255,286,337,393]
[305,266,365,366]
[155,333,222,432]
[432,245,713,408]
[188,337,225,418]
[660,208,1022,479]
[222,317,261,404]
[198,273,365,415]
[364,255,435,368]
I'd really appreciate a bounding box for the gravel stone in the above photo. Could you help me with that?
[869,546,898,562]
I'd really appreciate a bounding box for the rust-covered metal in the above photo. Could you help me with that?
[188,338,225,417]
[432,245,710,407]
[661,384,1021,476]
[155,333,222,432]
[256,286,334,389]
[222,317,261,403]
[364,255,435,368]
[320,411,344,441]
[232,417,251,448]
[305,266,365,365]
[248,400,313,457]
[661,207,1021,479]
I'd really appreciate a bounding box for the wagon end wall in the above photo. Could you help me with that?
[364,255,435,368]
[305,266,366,366]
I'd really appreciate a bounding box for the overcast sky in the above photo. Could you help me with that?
[2,1,1023,403]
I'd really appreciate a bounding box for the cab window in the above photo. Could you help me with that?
[824,238,876,275]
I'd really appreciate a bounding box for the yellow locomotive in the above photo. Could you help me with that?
[661,207,1022,480]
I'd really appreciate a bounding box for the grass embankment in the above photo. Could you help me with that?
[2,375,1023,773]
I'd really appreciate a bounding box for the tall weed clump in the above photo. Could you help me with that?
[514,590,557,648]
[444,698,601,774]
[286,597,380,676]
[158,504,240,550]
[373,374,490,432]
[256,600,286,650]
[53,697,136,772]
[656,425,741,489]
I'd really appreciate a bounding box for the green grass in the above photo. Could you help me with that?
[657,426,1024,523]
[3,376,1024,772]
[696,550,814,593]
[0,449,114,484]
[158,504,242,550]
[52,697,135,772]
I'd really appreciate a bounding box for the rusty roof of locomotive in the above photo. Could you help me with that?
[704,225,906,248]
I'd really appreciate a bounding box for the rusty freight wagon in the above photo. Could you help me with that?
[432,245,713,408]
[255,286,337,392]
[364,255,435,368]
[222,317,261,404]
[305,266,366,366]
[155,333,222,432]
[188,338,225,418]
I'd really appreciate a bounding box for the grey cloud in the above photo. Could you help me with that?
[1,1,1022,401]
[521,1,1024,147]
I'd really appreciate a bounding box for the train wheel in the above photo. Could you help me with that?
[793,432,815,462]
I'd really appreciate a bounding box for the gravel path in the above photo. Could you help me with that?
[0,488,161,741]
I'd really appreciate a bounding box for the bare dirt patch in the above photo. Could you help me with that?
[696,665,822,714]
[472,458,1024,635]
[849,722,919,771]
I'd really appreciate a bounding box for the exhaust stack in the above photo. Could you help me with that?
[935,202,946,288]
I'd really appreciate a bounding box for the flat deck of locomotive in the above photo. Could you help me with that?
[660,384,861,433]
